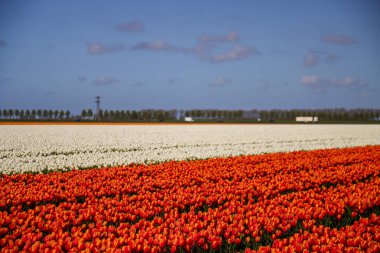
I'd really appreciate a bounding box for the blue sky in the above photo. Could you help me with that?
[0,0,379,113]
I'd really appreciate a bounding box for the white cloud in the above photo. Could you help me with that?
[85,31,255,64]
[86,42,126,54]
[330,77,367,88]
[131,41,192,54]
[194,32,257,63]
[300,75,321,86]
[132,41,171,51]
[209,45,256,63]
[301,75,368,91]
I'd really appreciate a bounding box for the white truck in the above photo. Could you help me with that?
[184,117,194,122]
[296,116,318,123]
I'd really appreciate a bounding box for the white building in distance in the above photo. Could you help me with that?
[296,116,318,123]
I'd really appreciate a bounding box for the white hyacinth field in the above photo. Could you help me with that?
[1,124,380,174]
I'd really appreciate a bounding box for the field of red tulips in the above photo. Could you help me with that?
[1,145,380,252]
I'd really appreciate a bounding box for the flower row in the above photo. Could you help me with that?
[0,146,379,252]
[246,214,380,253]
[1,176,379,252]
[2,125,380,173]
[2,146,379,210]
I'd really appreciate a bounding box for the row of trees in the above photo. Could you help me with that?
[1,108,379,122]
[183,108,380,122]
[88,108,380,121]
[183,109,257,120]
[80,109,255,121]
[257,108,380,122]
[0,109,70,120]
[82,109,178,121]
[76,108,380,122]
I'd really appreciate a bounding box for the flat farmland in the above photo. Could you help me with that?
[1,124,380,252]
[0,124,380,174]
[1,145,380,252]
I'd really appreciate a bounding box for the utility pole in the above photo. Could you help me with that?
[95,96,101,120]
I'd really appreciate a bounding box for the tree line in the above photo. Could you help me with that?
[256,108,380,122]
[182,108,380,121]
[81,109,178,121]
[0,109,70,120]
[1,108,379,122]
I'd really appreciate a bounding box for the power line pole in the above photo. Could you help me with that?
[95,96,101,120]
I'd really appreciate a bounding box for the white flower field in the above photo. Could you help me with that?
[1,124,380,174]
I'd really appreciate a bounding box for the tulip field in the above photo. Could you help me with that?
[1,124,380,252]
[1,124,380,174]
[1,141,380,252]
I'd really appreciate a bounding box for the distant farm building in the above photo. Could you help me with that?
[296,116,318,123]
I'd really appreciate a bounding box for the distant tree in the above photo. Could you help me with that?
[19,110,25,119]
[87,109,93,120]
[81,109,87,119]
[151,110,158,120]
[226,110,233,120]
[210,110,217,120]
[103,110,109,120]
[9,109,14,119]
[164,111,171,120]
[0,110,2,119]
[43,110,48,119]
[59,110,65,120]
[109,110,115,121]
[155,110,163,121]
[25,110,36,119]
[282,109,289,120]
[375,109,380,120]
[65,110,70,119]
[48,110,53,119]
[98,110,103,120]
[120,111,126,121]
[202,110,209,119]
[125,110,131,120]
[15,109,19,119]
[247,109,259,120]
[216,110,221,119]
[54,110,59,119]
[131,110,138,120]
[222,110,228,119]
[141,110,150,121]
[237,110,244,119]
[196,110,202,119]
[37,110,42,119]
[3,109,8,119]
[191,110,198,118]
[259,110,269,121]
[114,110,121,121]
[31,110,36,119]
